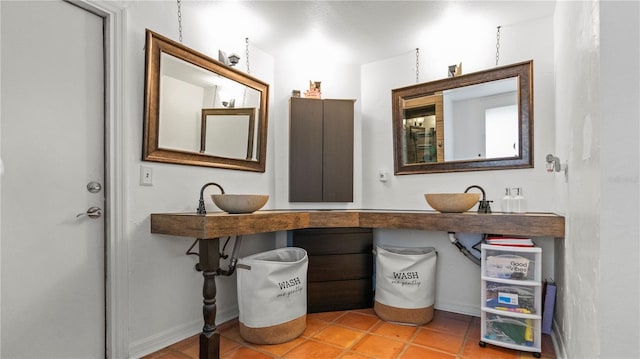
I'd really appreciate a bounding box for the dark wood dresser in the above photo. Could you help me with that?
[291,227,373,312]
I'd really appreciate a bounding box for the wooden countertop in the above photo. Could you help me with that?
[150,210,565,239]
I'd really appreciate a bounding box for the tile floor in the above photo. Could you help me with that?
[144,309,556,359]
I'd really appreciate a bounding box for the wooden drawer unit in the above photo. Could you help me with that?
[308,280,374,313]
[292,228,373,312]
[307,254,372,282]
[293,228,372,254]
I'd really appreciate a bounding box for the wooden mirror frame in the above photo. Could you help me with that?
[392,60,533,174]
[143,29,269,172]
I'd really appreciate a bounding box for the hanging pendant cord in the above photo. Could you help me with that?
[177,0,183,43]
[415,48,420,83]
[495,26,501,66]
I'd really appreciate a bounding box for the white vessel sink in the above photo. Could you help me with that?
[425,193,480,213]
[211,194,269,214]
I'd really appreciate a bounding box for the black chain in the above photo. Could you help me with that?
[177,0,183,43]
[245,37,250,74]
[415,48,420,83]
[495,26,501,66]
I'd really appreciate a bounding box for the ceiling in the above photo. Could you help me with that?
[187,1,557,65]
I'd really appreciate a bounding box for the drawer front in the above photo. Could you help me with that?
[293,228,373,255]
[485,281,537,314]
[307,279,373,313]
[308,253,373,282]
[482,246,540,281]
[483,312,539,348]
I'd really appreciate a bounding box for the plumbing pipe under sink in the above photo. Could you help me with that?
[448,232,481,266]
[185,235,243,275]
[217,235,243,276]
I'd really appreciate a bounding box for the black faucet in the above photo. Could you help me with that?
[197,182,225,215]
[464,185,492,214]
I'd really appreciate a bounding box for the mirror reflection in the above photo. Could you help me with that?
[403,78,518,164]
[200,108,256,160]
[402,93,443,163]
[392,60,533,174]
[143,29,269,172]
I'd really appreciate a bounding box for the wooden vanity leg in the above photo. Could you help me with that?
[198,238,220,359]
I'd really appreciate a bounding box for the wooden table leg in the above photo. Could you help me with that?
[198,238,220,359]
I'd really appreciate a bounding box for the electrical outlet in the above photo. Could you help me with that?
[140,166,153,186]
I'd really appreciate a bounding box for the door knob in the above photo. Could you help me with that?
[87,181,102,193]
[76,206,103,219]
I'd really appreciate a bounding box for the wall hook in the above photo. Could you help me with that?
[546,154,568,182]
[545,154,561,172]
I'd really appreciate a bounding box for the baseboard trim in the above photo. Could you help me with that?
[217,304,240,326]
[551,319,567,359]
[434,302,481,317]
[129,319,201,359]
[128,304,239,359]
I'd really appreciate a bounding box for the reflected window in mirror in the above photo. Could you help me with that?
[485,104,518,159]
[392,60,533,174]
[143,29,269,172]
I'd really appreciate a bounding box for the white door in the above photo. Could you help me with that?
[1,1,105,358]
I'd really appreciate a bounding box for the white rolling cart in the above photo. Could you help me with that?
[480,244,542,358]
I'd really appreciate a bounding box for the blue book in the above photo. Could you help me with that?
[542,282,556,334]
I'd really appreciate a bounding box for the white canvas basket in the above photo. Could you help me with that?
[374,245,437,325]
[236,247,308,344]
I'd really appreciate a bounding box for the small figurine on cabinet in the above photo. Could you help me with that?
[304,80,322,99]
[448,63,462,77]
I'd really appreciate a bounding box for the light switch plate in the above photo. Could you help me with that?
[378,169,388,182]
[140,165,153,186]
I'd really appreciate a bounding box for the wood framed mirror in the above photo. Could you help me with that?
[392,60,533,174]
[143,29,269,172]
